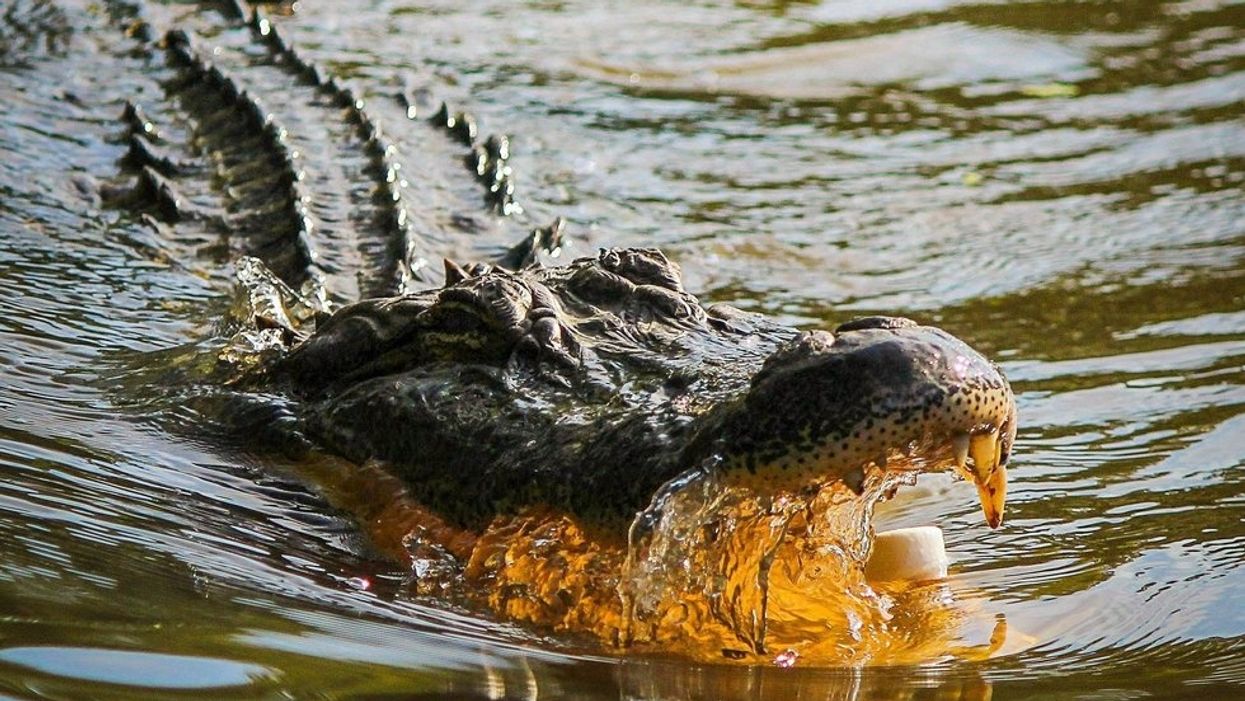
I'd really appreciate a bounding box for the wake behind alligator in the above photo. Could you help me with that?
[43,0,1017,664]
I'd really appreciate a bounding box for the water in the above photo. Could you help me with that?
[2,0,1244,697]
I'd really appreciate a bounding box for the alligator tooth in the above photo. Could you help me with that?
[469,146,489,176]
[969,430,1005,529]
[969,431,999,477]
[409,256,430,280]
[951,432,971,481]
[976,463,1007,529]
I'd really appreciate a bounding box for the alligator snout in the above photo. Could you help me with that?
[712,316,1017,528]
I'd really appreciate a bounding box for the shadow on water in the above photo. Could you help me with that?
[1,0,1243,697]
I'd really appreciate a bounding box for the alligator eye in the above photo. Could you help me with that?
[438,308,489,334]
[424,297,493,335]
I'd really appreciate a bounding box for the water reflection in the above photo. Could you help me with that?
[0,647,274,690]
[337,646,998,701]
[580,22,1093,99]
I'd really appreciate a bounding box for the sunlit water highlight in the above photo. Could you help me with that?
[2,0,1244,698]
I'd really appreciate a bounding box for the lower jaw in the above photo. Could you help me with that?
[619,458,951,664]
[313,447,997,665]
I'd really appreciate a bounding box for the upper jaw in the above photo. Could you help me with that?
[852,319,1017,529]
[716,317,1017,528]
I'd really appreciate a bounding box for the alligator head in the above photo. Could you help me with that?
[247,247,1015,531]
[705,316,1016,528]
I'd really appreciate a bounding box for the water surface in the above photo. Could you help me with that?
[2,0,1243,698]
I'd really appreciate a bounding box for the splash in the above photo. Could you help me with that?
[618,461,915,662]
[314,447,1007,665]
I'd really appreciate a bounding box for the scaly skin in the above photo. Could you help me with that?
[248,248,1015,530]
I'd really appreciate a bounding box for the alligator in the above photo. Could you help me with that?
[255,256,1014,532]
[10,0,1017,660]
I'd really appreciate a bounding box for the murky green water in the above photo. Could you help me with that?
[2,0,1244,698]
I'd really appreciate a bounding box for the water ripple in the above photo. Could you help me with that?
[1,0,1243,696]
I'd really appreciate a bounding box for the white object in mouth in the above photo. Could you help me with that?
[864,526,949,583]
